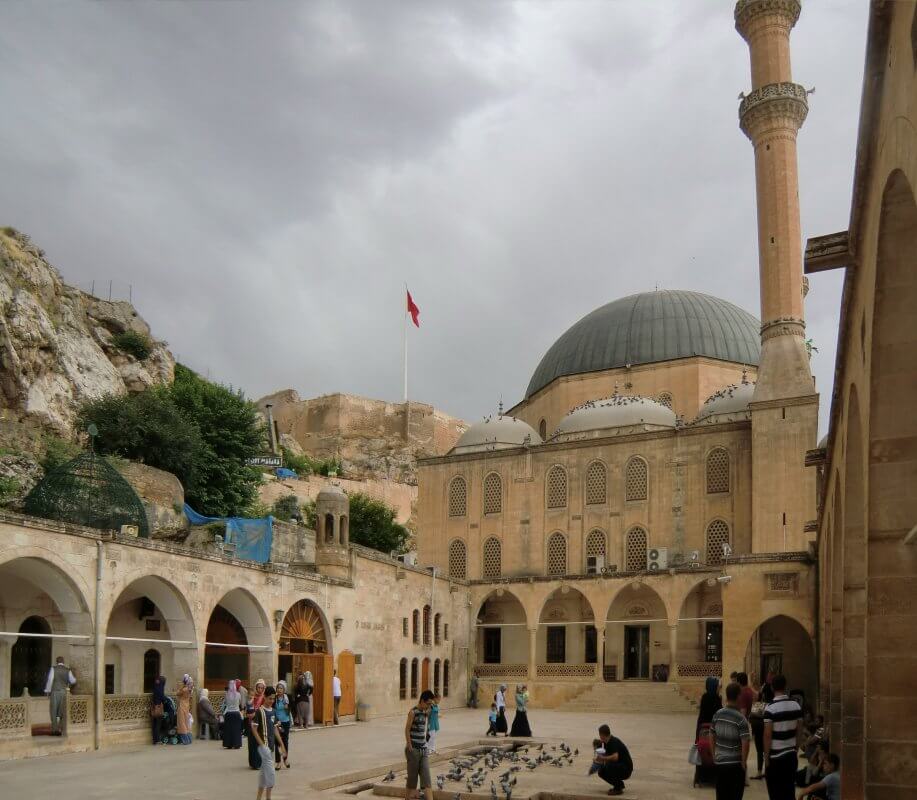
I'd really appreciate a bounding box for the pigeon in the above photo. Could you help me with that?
[573,749,579,757]
[526,763,537,771]
[490,783,498,800]
[382,771,396,783]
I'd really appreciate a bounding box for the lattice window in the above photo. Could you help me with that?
[546,532,567,576]
[625,457,648,501]
[412,609,420,644]
[483,472,502,514]
[482,537,502,579]
[399,658,407,699]
[410,658,418,698]
[625,526,648,571]
[402,617,408,637]
[657,392,673,410]
[706,520,731,565]
[423,605,432,646]
[434,613,441,645]
[546,466,567,509]
[585,461,607,505]
[443,660,450,697]
[585,529,606,571]
[434,659,441,695]
[444,624,449,641]
[706,448,730,494]
[448,477,467,517]
[448,539,467,579]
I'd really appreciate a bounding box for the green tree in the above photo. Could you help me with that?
[271,493,300,521]
[346,492,408,553]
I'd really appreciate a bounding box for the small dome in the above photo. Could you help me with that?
[554,395,676,438]
[694,380,756,423]
[452,416,542,454]
[317,483,347,500]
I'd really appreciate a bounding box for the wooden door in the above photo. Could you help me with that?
[337,651,356,716]
[421,658,431,692]
[293,653,333,724]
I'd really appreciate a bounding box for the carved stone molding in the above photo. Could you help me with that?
[760,317,806,341]
[739,82,808,139]
[734,0,801,39]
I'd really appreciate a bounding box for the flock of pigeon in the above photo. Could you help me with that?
[381,742,579,800]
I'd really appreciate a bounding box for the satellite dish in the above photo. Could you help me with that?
[87,423,99,437]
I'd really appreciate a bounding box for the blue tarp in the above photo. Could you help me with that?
[184,504,273,563]
[275,467,298,479]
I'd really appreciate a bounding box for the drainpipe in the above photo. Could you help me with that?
[430,566,436,649]
[94,539,104,750]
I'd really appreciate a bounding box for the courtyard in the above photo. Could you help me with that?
[0,708,770,800]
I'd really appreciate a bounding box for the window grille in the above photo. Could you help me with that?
[483,472,502,514]
[448,477,467,517]
[434,613,441,645]
[546,466,567,509]
[482,537,502,579]
[412,609,420,644]
[434,659,441,694]
[706,520,731,565]
[399,658,407,699]
[444,624,449,641]
[448,539,467,579]
[402,617,408,637]
[625,457,648,501]
[625,526,648,571]
[585,529,606,564]
[443,660,450,697]
[546,532,567,576]
[410,658,418,698]
[585,461,607,505]
[706,448,730,494]
[657,392,674,410]
[423,605,432,646]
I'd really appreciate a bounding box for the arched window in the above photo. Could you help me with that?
[539,419,547,439]
[443,660,450,697]
[434,613,441,645]
[546,465,567,509]
[423,605,432,646]
[410,658,418,698]
[412,609,420,644]
[402,617,409,637]
[483,472,503,515]
[434,659,441,694]
[625,526,648,572]
[143,649,161,693]
[482,537,502,579]
[399,658,408,699]
[706,448,730,494]
[625,456,648,501]
[585,461,607,505]
[657,392,673,410]
[324,512,335,543]
[585,529,606,572]
[706,520,731,565]
[448,539,467,579]
[448,477,467,517]
[546,532,567,576]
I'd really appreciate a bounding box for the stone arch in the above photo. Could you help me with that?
[539,418,547,440]
[474,589,527,668]
[204,588,273,690]
[743,614,816,706]
[279,597,332,658]
[538,586,598,667]
[676,577,724,672]
[606,581,669,680]
[10,616,52,698]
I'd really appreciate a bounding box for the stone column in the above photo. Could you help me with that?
[597,626,606,681]
[528,627,537,681]
[668,624,678,682]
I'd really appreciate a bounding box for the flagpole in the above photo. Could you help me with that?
[403,283,408,402]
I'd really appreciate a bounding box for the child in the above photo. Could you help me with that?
[486,703,498,736]
[587,738,605,775]
[427,694,441,753]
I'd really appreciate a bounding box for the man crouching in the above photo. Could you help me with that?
[593,723,634,796]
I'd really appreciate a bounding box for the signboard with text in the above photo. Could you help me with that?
[246,455,282,468]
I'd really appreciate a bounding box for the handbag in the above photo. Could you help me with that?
[150,702,164,719]
[688,744,702,766]
[751,701,767,718]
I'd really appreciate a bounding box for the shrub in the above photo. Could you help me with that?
[281,447,313,476]
[41,436,80,472]
[271,494,300,521]
[112,330,153,360]
[0,476,20,505]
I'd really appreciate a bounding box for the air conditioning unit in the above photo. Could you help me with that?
[586,555,605,575]
[120,524,139,537]
[647,547,668,571]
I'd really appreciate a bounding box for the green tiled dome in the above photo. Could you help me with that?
[526,290,760,399]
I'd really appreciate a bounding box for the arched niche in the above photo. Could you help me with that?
[537,586,597,666]
[743,615,815,707]
[606,582,668,680]
[474,590,527,667]
[204,588,273,689]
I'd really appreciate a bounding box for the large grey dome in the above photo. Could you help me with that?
[526,290,761,399]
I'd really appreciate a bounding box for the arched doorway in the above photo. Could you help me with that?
[10,616,51,697]
[744,615,815,706]
[537,587,598,676]
[278,599,332,723]
[205,606,249,690]
[676,579,723,681]
[606,582,668,681]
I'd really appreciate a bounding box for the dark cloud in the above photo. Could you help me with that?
[0,1,865,432]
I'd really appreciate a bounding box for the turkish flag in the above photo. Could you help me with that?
[406,289,420,328]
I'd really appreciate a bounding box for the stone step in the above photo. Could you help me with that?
[565,682,697,714]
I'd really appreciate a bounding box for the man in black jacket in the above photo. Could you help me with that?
[594,723,634,796]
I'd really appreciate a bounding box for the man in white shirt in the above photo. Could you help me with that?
[332,670,342,725]
[45,656,77,735]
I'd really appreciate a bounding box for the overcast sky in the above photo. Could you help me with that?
[1,1,867,433]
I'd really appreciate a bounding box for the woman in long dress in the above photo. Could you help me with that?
[197,688,220,739]
[494,684,509,736]
[221,679,243,749]
[176,674,193,745]
[509,685,532,737]
[247,679,267,769]
[294,672,310,729]
[693,676,722,787]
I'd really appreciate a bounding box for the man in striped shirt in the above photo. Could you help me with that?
[404,690,434,800]
[762,675,803,800]
[710,682,751,799]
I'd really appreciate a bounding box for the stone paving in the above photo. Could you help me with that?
[0,709,770,800]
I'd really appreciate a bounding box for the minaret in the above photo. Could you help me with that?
[736,0,817,552]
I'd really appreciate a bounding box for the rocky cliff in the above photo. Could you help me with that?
[0,227,175,439]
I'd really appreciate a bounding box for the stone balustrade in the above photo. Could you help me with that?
[536,663,597,679]
[473,664,528,678]
[0,698,29,738]
[677,662,722,678]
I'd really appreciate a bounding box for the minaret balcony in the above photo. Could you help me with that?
[738,81,808,139]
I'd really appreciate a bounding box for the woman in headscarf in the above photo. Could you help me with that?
[176,674,193,745]
[304,671,315,727]
[222,679,243,749]
[509,684,532,737]
[150,676,167,745]
[197,687,220,740]
[247,679,268,769]
[273,680,292,768]
[494,684,508,736]
[692,676,722,787]
[293,672,310,729]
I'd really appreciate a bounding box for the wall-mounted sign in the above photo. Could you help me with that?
[246,455,282,467]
